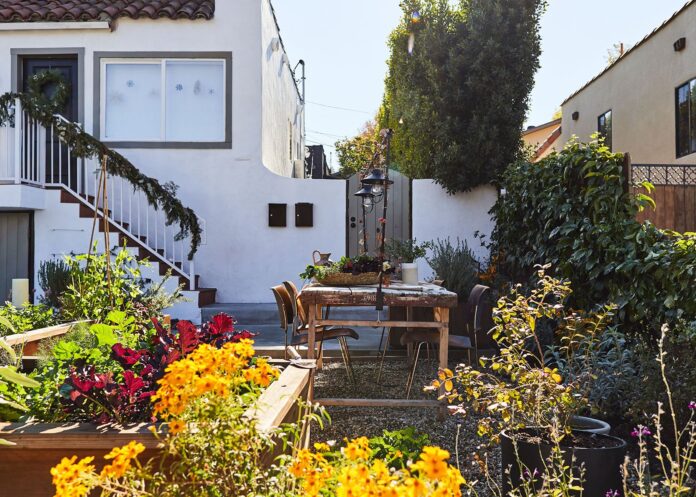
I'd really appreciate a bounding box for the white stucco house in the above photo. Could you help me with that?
[0,0,347,321]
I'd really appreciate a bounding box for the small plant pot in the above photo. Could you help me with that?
[400,263,419,285]
[570,415,611,435]
[501,429,627,497]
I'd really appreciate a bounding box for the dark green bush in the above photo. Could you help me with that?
[38,259,72,308]
[426,238,480,301]
[492,138,696,336]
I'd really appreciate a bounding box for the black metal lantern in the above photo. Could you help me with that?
[354,185,376,211]
[361,169,394,196]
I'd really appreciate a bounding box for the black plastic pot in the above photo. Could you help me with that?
[501,429,627,497]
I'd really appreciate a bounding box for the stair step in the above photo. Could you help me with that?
[179,274,200,291]
[119,233,147,247]
[79,203,111,218]
[99,219,129,233]
[60,190,80,204]
[197,288,217,307]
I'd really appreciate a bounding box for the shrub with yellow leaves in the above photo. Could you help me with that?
[434,267,615,443]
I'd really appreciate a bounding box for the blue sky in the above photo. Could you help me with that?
[272,0,689,170]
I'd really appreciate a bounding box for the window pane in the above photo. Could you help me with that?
[604,110,612,151]
[677,84,690,157]
[165,61,225,142]
[104,63,162,141]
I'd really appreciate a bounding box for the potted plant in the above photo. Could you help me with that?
[385,239,430,285]
[300,255,394,286]
[437,268,627,497]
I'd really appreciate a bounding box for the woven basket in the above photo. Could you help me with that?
[316,272,381,286]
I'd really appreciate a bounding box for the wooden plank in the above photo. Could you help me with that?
[3,321,83,347]
[301,283,458,308]
[317,319,445,329]
[0,422,159,450]
[247,364,313,433]
[316,398,440,408]
[686,186,696,232]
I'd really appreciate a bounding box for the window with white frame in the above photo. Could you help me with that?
[101,58,226,143]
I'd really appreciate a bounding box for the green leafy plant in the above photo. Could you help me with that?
[491,138,696,337]
[385,239,430,263]
[426,238,480,300]
[0,302,57,337]
[60,245,181,327]
[0,317,40,439]
[38,258,72,308]
[300,255,393,281]
[368,427,431,469]
[438,268,614,442]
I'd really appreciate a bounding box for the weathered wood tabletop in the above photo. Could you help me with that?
[300,282,457,411]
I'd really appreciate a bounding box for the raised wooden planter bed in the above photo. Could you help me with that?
[3,322,81,356]
[0,361,313,497]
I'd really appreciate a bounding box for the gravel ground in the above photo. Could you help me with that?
[310,357,500,491]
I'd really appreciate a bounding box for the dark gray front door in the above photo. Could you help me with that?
[0,212,31,303]
[21,56,79,189]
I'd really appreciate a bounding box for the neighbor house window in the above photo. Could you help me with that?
[676,79,696,158]
[598,110,612,150]
[101,58,226,143]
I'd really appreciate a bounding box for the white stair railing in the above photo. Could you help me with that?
[1,98,196,290]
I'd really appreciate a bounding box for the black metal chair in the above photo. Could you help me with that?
[272,283,358,382]
[400,284,491,398]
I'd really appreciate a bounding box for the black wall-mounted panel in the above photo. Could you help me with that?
[268,203,287,227]
[295,203,314,227]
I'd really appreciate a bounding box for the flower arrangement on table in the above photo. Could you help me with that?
[300,255,394,286]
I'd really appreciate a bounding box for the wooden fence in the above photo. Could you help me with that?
[632,164,696,233]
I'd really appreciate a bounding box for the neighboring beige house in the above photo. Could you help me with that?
[522,118,561,162]
[561,0,696,164]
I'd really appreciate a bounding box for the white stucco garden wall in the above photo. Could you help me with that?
[411,181,498,280]
[0,0,345,305]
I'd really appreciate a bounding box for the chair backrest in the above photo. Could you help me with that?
[271,284,294,333]
[283,280,309,326]
[467,284,491,333]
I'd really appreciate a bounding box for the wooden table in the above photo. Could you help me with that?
[300,282,458,410]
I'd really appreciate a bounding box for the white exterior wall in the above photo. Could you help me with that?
[560,3,696,164]
[412,181,497,280]
[0,0,345,304]
[260,0,305,178]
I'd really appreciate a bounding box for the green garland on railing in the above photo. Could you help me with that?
[0,92,201,260]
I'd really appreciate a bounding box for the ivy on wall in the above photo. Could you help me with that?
[0,92,201,260]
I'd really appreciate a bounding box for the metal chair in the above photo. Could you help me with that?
[400,284,491,398]
[272,283,358,382]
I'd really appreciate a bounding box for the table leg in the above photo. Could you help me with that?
[435,306,450,420]
[406,307,414,365]
[308,304,317,361]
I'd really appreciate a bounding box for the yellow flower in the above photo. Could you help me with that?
[167,420,186,435]
[100,441,145,479]
[411,446,450,480]
[343,437,370,461]
[51,455,95,497]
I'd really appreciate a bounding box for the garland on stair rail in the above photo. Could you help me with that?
[0,92,201,260]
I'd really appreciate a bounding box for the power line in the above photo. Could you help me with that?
[307,129,346,139]
[307,101,372,115]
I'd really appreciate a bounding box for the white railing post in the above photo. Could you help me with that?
[13,98,21,184]
[189,259,196,290]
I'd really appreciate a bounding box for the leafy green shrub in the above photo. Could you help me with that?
[368,427,431,469]
[426,238,480,300]
[60,245,182,326]
[491,138,696,336]
[38,259,71,308]
[0,302,57,337]
[385,239,430,263]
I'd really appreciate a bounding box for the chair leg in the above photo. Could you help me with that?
[339,336,355,384]
[376,327,391,385]
[405,342,425,399]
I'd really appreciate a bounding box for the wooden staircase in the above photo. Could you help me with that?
[59,189,217,307]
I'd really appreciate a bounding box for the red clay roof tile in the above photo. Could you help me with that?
[0,1,214,23]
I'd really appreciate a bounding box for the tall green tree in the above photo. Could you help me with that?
[382,0,545,193]
[335,118,380,178]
